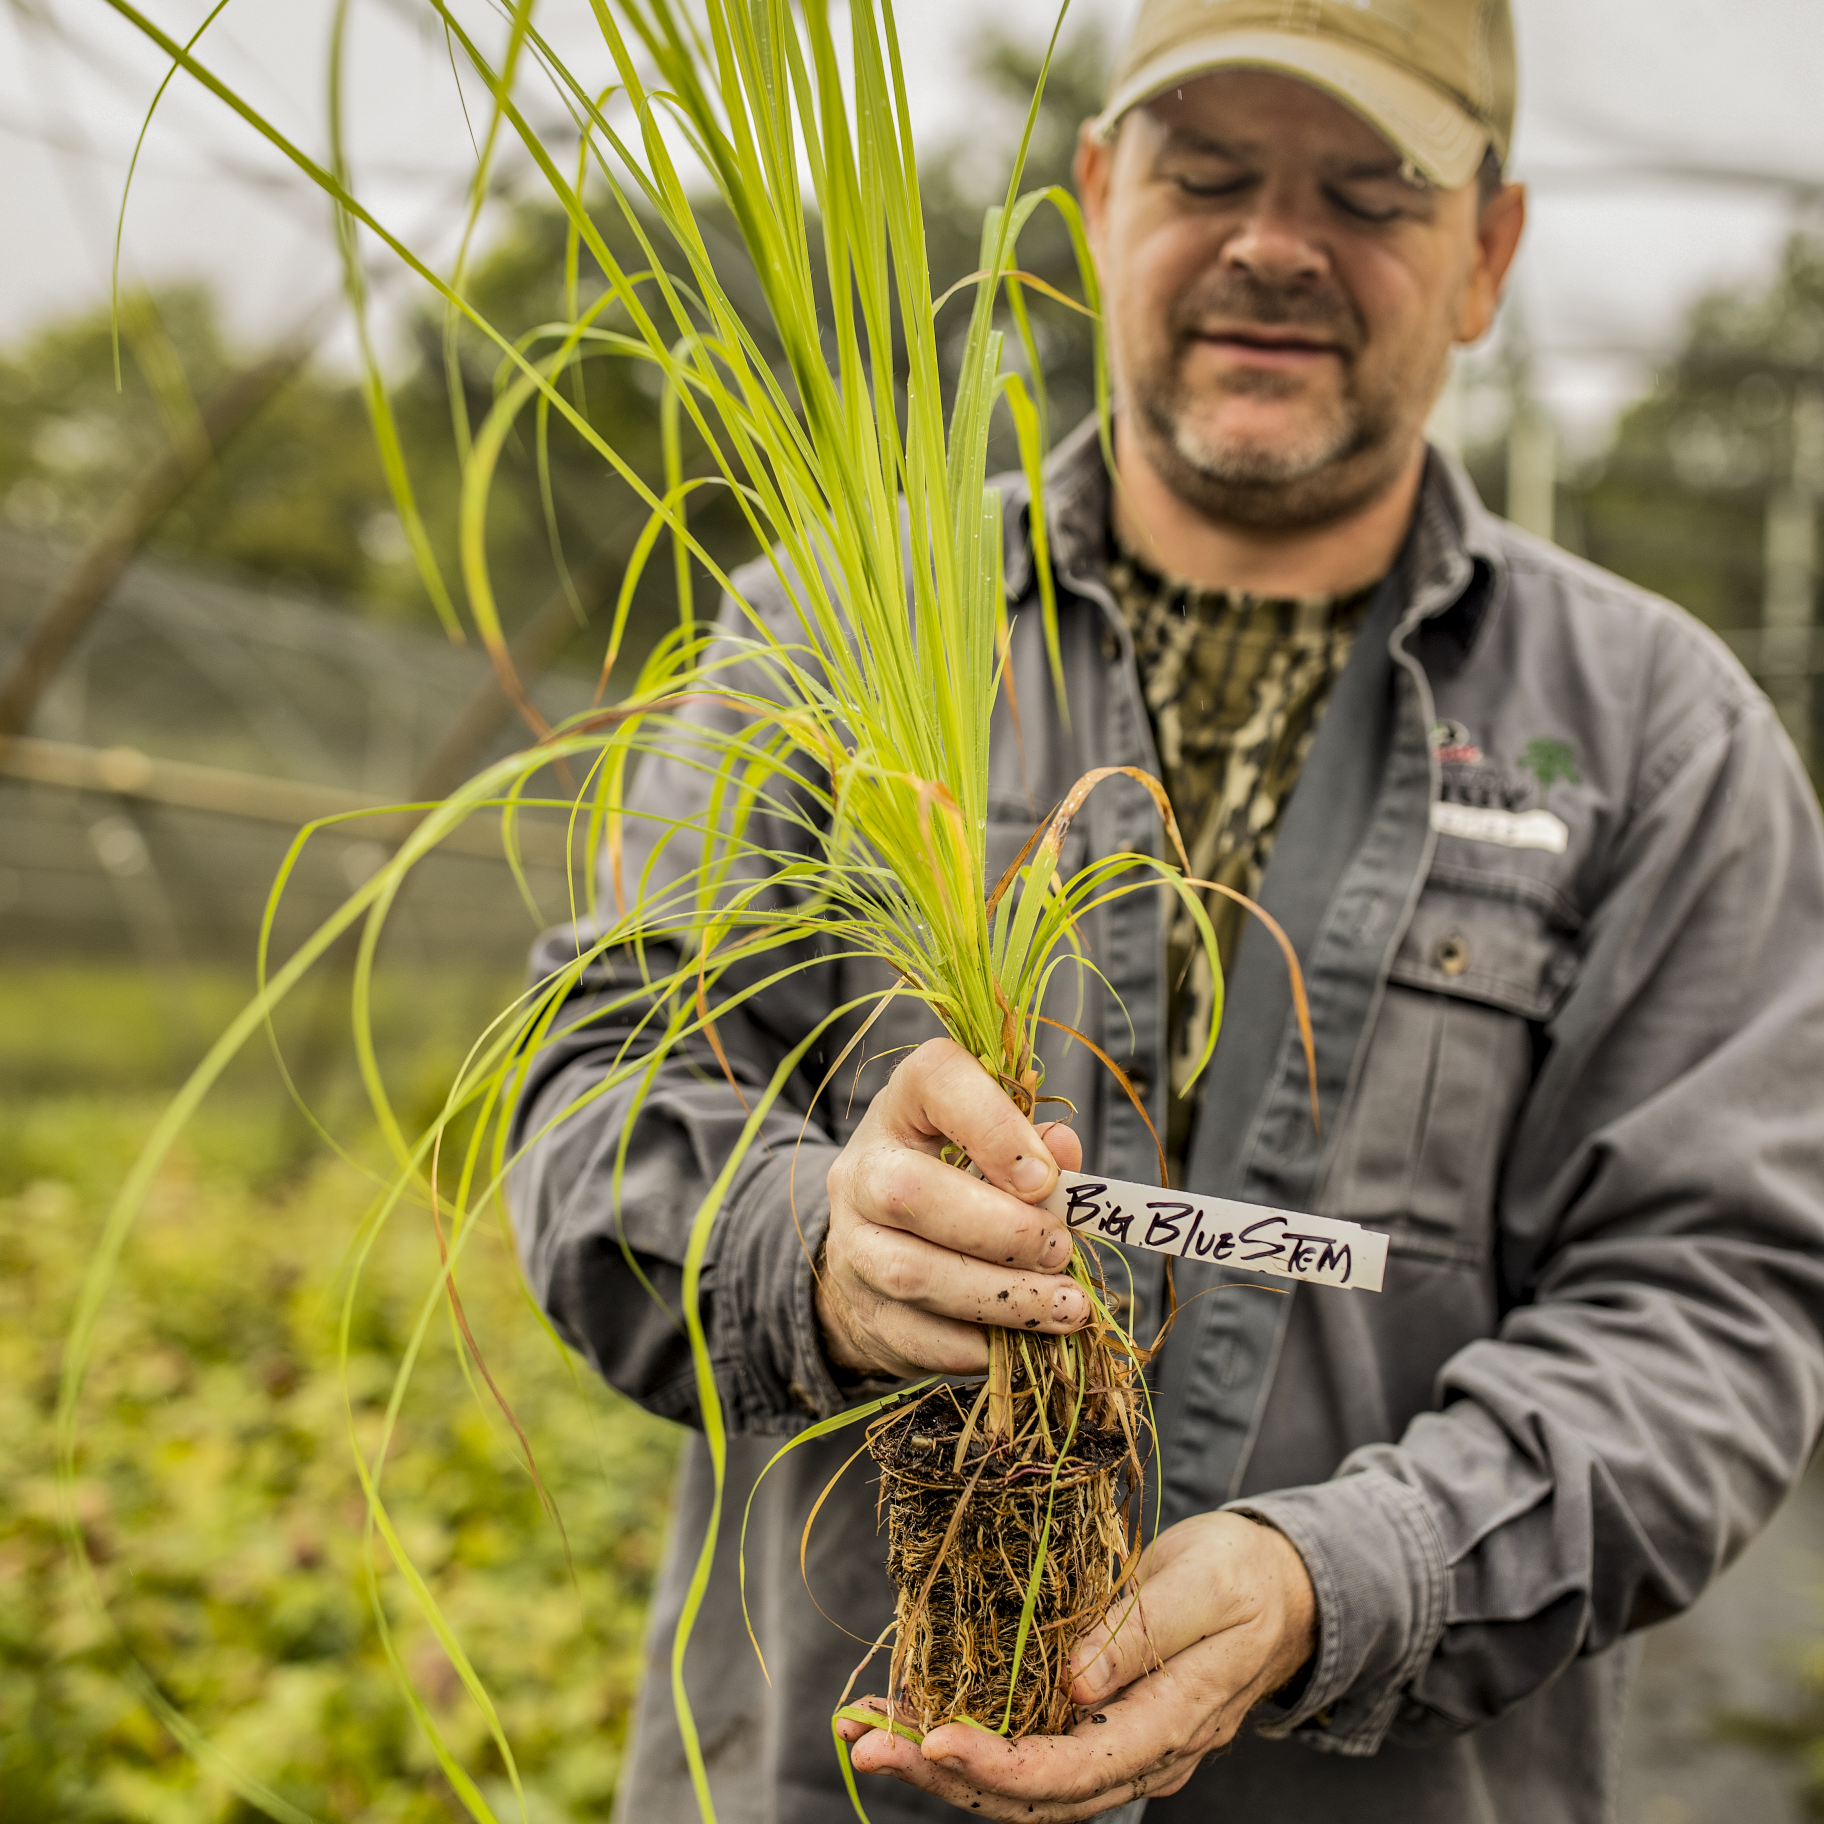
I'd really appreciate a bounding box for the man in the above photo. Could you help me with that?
[508,0,1824,1818]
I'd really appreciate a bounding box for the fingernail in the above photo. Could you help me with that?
[1010,1154,1050,1195]
[1054,1286,1087,1324]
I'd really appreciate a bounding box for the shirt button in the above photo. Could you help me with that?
[1435,934,1471,976]
[1102,628,1122,662]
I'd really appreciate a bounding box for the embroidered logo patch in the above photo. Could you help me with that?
[1433,728,1580,849]
[1430,718,1483,765]
[1519,737,1581,790]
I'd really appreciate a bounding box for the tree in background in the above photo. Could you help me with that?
[7,40,1815,734]
[0,264,743,678]
[0,287,395,605]
[1456,233,1824,780]
[1576,233,1824,639]
[0,24,1109,692]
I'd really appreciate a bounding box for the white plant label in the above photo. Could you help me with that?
[1043,1172,1388,1294]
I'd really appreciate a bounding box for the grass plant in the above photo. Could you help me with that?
[69,3,1280,1817]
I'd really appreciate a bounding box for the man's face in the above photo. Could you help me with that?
[1077,70,1522,531]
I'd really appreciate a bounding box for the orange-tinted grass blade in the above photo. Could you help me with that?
[567,696,752,921]
[740,1381,935,1682]
[1045,867,1082,948]
[476,624,552,745]
[1045,766,1193,878]
[985,810,1052,917]
[604,749,627,917]
[550,688,745,742]
[991,980,1024,1081]
[951,1375,995,1476]
[1032,1012,1166,1189]
[1184,877,1320,1138]
[913,777,967,929]
[777,712,852,804]
[696,941,755,1120]
[930,267,1101,322]
[837,1618,901,1716]
[993,616,1034,816]
[993,270,1102,322]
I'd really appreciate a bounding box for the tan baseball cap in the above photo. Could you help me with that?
[1096,0,1515,191]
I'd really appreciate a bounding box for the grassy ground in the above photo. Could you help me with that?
[0,963,681,1821]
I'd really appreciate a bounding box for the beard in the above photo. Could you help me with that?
[1123,270,1431,533]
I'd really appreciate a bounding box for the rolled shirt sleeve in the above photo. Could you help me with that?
[510,1022,851,1434]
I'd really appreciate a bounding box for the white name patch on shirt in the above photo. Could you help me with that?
[1431,800,1569,853]
[1043,1172,1388,1293]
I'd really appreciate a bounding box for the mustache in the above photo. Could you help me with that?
[1169,272,1364,354]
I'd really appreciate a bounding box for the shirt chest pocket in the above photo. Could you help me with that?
[1317,884,1579,1263]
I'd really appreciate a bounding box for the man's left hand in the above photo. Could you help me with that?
[836,1511,1317,1820]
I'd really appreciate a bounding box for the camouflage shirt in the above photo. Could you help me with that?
[1107,544,1376,1184]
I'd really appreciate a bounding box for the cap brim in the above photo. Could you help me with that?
[1096,28,1488,189]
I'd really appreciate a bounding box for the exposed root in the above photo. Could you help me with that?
[866,1263,1149,1739]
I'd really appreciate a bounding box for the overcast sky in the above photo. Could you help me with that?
[4,0,1822,448]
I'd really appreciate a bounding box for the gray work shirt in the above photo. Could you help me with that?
[509,422,1824,1823]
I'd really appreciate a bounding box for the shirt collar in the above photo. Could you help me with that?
[1002,417,1508,670]
[1397,445,1507,670]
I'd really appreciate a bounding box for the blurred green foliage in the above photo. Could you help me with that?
[0,288,396,605]
[1457,231,1824,780]
[1463,232,1824,646]
[0,965,680,1820]
[5,24,1817,686]
[0,22,1108,676]
[1718,1660,1824,1820]
[0,244,754,683]
[1577,234,1824,635]
[916,24,1109,466]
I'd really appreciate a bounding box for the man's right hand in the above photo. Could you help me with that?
[817,1037,1089,1380]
